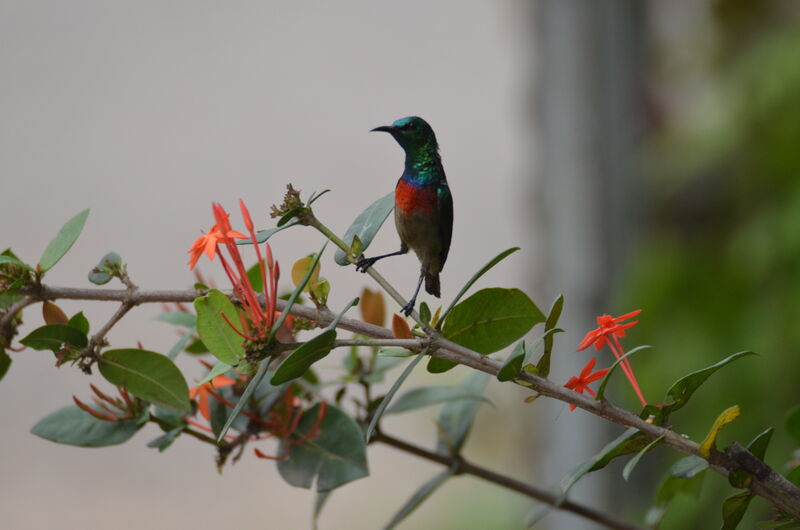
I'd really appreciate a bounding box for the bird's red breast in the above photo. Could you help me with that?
[395,179,437,217]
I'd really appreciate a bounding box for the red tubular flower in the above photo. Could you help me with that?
[189,374,238,421]
[564,357,609,411]
[187,201,282,342]
[576,309,647,407]
[73,384,143,421]
[577,310,641,351]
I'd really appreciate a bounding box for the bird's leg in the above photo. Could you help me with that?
[400,269,425,317]
[355,248,406,272]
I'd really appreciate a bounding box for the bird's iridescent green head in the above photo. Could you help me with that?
[371,116,438,154]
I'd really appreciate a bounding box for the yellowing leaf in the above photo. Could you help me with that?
[430,305,442,329]
[392,314,412,339]
[699,405,741,457]
[291,256,320,291]
[360,288,386,327]
[42,301,68,325]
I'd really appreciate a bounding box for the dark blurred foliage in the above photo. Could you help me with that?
[618,0,800,525]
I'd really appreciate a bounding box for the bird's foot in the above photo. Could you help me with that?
[400,300,415,317]
[355,256,378,273]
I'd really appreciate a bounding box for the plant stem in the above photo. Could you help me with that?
[372,431,643,530]
[305,215,425,327]
[14,283,800,518]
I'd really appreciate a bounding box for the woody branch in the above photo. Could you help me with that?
[11,283,800,518]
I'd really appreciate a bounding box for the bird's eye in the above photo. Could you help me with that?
[406,122,416,130]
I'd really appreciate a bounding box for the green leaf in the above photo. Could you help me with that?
[156,311,196,328]
[98,349,191,412]
[198,361,234,385]
[19,324,88,352]
[383,467,456,530]
[277,403,368,491]
[308,189,331,205]
[419,302,431,325]
[426,356,457,374]
[245,222,298,245]
[721,492,753,530]
[38,209,90,272]
[363,356,408,384]
[622,434,664,481]
[523,328,564,373]
[87,251,122,285]
[166,328,194,360]
[0,254,33,271]
[67,311,90,335]
[271,291,353,387]
[194,289,244,365]
[334,192,395,266]
[387,385,491,415]
[278,207,303,227]
[252,374,288,416]
[787,466,800,487]
[216,358,271,442]
[271,329,337,385]
[366,348,428,442]
[497,340,527,382]
[246,260,263,292]
[786,405,800,445]
[641,351,757,425]
[185,338,208,354]
[209,385,249,436]
[31,405,140,447]
[436,247,520,330]
[595,345,652,401]
[746,428,774,461]
[645,469,707,527]
[671,455,709,478]
[0,350,11,382]
[539,294,564,377]
[559,428,649,496]
[441,287,544,354]
[313,491,332,530]
[496,328,566,382]
[151,405,184,428]
[435,371,490,455]
[147,426,183,452]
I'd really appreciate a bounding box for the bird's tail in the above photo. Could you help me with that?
[424,272,440,298]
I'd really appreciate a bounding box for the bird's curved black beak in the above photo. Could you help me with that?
[371,125,395,133]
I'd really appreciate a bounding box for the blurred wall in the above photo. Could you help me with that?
[0,2,545,529]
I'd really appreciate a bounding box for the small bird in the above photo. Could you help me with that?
[357,116,453,317]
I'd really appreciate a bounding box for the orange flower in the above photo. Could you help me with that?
[188,202,281,342]
[187,219,246,270]
[576,309,646,407]
[564,358,609,411]
[576,309,641,351]
[189,374,237,421]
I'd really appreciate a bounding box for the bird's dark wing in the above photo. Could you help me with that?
[437,180,453,270]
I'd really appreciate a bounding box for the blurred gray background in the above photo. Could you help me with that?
[2,1,751,529]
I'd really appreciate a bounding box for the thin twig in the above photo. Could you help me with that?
[149,415,217,445]
[0,295,38,341]
[82,301,135,361]
[372,432,643,530]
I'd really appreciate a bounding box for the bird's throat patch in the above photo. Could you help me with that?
[396,179,437,216]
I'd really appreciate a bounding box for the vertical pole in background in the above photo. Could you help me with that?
[532,0,646,526]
